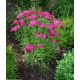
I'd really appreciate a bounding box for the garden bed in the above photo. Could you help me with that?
[6,0,74,80]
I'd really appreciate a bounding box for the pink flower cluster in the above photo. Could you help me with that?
[39,11,52,20]
[39,23,46,28]
[28,15,38,20]
[29,20,39,27]
[48,29,56,38]
[25,44,43,53]
[11,10,64,53]
[16,10,36,18]
[10,19,25,32]
[47,19,64,38]
[25,44,35,53]
[35,32,46,39]
[10,26,20,32]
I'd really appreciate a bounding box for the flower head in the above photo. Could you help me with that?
[48,23,57,29]
[39,11,52,20]
[23,10,36,16]
[35,32,41,38]
[48,29,56,38]
[10,26,20,32]
[39,23,46,28]
[53,19,61,24]
[16,13,23,19]
[25,44,35,53]
[28,15,38,20]
[38,43,43,48]
[41,34,47,39]
[29,20,39,27]
[13,20,19,25]
[52,19,63,28]
[19,19,25,27]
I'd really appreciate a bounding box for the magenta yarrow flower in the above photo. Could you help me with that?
[39,12,50,17]
[39,11,52,20]
[52,19,61,24]
[13,20,19,25]
[16,13,23,19]
[35,32,41,38]
[35,32,47,39]
[24,10,36,15]
[22,11,28,16]
[29,20,39,27]
[48,23,55,29]
[52,19,64,28]
[11,10,64,50]
[27,15,38,20]
[39,23,46,28]
[38,43,43,48]
[44,15,52,20]
[48,29,56,38]
[25,44,35,53]
[22,10,36,17]
[48,23,61,29]
[41,34,47,39]
[16,10,36,18]
[19,19,25,27]
[10,26,20,32]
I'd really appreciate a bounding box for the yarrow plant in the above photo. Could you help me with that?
[10,10,64,75]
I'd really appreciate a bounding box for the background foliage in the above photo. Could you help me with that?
[6,44,17,79]
[55,49,74,80]
[59,17,74,49]
[52,0,74,18]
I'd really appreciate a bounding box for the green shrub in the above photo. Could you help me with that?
[55,50,74,80]
[6,44,17,79]
[52,0,74,18]
[58,17,74,49]
[10,10,64,76]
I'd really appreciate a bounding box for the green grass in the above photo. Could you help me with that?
[6,44,17,79]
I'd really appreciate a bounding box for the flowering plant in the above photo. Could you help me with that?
[10,10,64,74]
